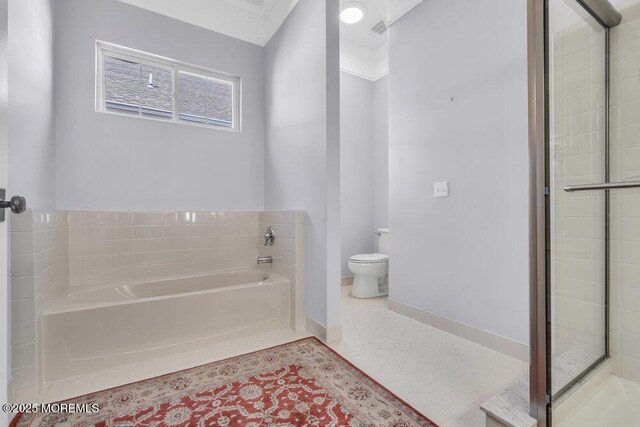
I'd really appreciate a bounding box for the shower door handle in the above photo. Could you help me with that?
[564,181,640,192]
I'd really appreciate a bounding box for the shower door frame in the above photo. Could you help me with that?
[527,0,622,425]
[527,0,549,423]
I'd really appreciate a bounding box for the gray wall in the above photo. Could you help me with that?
[340,72,374,277]
[7,0,55,392]
[388,0,529,344]
[9,0,55,209]
[265,0,341,329]
[340,72,389,277]
[373,76,389,230]
[52,0,265,211]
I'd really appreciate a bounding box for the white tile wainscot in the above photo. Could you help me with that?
[258,211,306,331]
[10,210,69,395]
[67,211,262,288]
[9,209,306,399]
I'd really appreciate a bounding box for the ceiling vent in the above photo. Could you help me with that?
[370,19,387,34]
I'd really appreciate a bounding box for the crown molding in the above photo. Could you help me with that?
[340,41,388,82]
[116,0,298,47]
[263,0,300,46]
[205,0,276,19]
[386,0,423,27]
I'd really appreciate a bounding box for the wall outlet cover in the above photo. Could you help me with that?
[434,181,449,198]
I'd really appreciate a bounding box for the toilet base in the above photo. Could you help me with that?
[351,274,388,299]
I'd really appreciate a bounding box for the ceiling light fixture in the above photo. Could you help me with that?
[340,1,366,24]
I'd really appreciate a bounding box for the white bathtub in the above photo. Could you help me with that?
[42,269,290,382]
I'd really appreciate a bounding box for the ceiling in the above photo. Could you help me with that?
[339,0,424,50]
[115,0,423,80]
[339,0,422,81]
[339,0,389,52]
[115,0,299,46]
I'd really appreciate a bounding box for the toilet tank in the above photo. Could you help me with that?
[376,228,390,254]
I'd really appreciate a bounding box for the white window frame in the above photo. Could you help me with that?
[96,40,242,132]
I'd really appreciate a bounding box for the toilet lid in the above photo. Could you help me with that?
[349,253,389,264]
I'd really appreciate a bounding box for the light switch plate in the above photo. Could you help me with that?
[434,181,449,198]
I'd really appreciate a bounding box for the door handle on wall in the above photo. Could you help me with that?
[0,189,26,222]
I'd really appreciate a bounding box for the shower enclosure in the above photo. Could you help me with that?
[529,0,640,425]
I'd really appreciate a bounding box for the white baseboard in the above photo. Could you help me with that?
[388,298,529,362]
[326,324,343,343]
[306,317,343,343]
[341,276,353,287]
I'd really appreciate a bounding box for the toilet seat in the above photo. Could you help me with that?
[349,253,389,264]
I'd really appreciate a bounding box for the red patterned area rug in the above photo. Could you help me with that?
[12,337,437,426]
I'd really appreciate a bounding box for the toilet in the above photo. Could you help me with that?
[348,228,389,298]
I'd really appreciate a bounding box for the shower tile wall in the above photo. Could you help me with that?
[550,14,607,386]
[10,210,69,394]
[66,211,260,287]
[610,1,640,382]
[66,210,306,330]
[258,211,306,330]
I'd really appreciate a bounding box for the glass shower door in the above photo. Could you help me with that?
[548,0,609,398]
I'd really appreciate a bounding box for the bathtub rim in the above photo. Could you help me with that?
[45,268,289,315]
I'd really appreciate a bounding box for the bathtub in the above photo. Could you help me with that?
[42,269,290,382]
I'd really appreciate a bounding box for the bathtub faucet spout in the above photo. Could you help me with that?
[257,256,273,265]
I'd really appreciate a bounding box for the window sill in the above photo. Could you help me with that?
[95,109,242,134]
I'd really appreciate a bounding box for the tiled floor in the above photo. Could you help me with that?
[330,287,528,426]
[16,287,527,426]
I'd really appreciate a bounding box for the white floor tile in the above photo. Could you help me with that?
[330,287,528,426]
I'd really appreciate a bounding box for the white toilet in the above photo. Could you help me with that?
[348,228,389,298]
